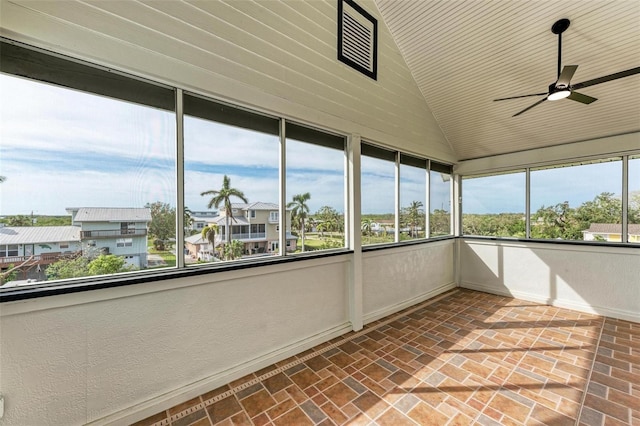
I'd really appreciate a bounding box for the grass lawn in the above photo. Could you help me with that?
[148,241,177,268]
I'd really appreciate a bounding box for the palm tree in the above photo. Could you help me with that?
[361,218,373,236]
[404,200,424,237]
[201,223,219,252]
[0,176,6,183]
[201,175,248,245]
[287,192,311,252]
[184,206,195,236]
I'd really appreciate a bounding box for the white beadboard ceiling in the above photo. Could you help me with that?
[375,0,640,161]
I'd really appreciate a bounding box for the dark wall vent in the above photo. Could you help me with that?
[338,0,378,80]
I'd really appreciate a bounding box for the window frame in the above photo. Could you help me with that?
[0,37,457,302]
[460,155,640,246]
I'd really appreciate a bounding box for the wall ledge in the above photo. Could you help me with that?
[461,280,640,323]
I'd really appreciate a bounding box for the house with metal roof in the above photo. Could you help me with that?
[583,223,640,243]
[0,225,81,281]
[66,207,151,268]
[204,202,297,255]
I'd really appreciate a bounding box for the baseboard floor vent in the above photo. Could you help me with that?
[338,0,378,80]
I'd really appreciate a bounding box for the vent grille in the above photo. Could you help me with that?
[338,0,377,80]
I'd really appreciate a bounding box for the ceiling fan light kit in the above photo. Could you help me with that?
[494,18,640,116]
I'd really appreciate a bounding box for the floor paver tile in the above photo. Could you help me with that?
[206,396,242,424]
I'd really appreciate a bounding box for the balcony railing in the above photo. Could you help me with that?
[0,252,73,266]
[218,232,266,241]
[81,229,147,239]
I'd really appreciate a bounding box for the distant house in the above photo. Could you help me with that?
[582,223,640,243]
[67,207,151,268]
[185,233,215,261]
[0,226,81,281]
[202,202,297,256]
[189,210,219,231]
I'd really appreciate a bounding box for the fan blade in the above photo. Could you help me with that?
[556,65,578,88]
[513,97,547,117]
[572,67,640,90]
[567,91,597,104]
[494,92,547,101]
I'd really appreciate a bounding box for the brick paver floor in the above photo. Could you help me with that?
[134,289,639,426]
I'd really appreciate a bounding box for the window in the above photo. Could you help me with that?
[120,222,135,235]
[530,159,622,241]
[400,154,427,241]
[0,41,176,284]
[462,171,526,237]
[361,143,396,245]
[430,162,453,237]
[60,243,70,249]
[286,123,346,253]
[629,156,640,244]
[250,224,265,234]
[270,211,279,222]
[116,238,133,248]
[0,245,19,257]
[183,93,279,264]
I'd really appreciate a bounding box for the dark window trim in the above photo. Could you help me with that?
[461,235,640,249]
[0,249,353,303]
[0,38,175,111]
[362,235,455,253]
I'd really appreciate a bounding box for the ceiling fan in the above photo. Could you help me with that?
[495,18,640,117]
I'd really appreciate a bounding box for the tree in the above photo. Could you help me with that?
[184,206,195,237]
[223,239,244,260]
[287,192,311,252]
[315,205,342,237]
[146,201,176,250]
[574,192,622,225]
[361,218,373,236]
[402,201,424,237]
[201,223,219,255]
[46,254,134,280]
[201,175,248,245]
[46,256,90,280]
[7,215,32,226]
[0,264,19,285]
[88,254,134,275]
[0,176,6,183]
[430,209,450,236]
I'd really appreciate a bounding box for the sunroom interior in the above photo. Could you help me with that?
[0,0,638,425]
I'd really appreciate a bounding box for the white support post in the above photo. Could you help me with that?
[622,156,629,243]
[279,119,286,256]
[425,161,431,238]
[394,152,400,243]
[348,134,363,331]
[175,88,185,269]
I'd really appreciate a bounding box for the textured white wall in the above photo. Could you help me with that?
[363,240,456,322]
[0,242,458,425]
[459,240,640,322]
[0,257,350,425]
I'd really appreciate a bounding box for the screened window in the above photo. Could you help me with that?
[286,123,346,253]
[183,93,279,263]
[430,162,453,237]
[399,154,426,241]
[361,143,396,245]
[462,171,526,237]
[530,159,622,241]
[0,41,176,283]
[629,156,640,244]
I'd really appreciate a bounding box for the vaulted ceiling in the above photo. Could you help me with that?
[375,0,640,160]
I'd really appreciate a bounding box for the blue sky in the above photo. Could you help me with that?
[1,73,635,217]
[463,160,634,214]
